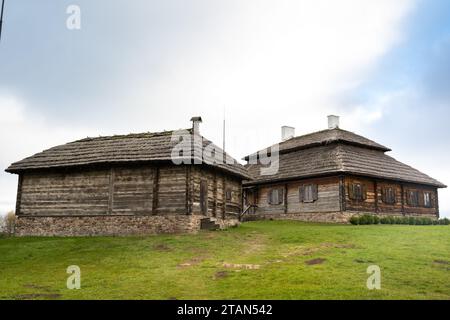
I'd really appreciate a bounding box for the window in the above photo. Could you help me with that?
[382,187,396,204]
[299,184,318,203]
[423,192,432,208]
[349,183,366,201]
[407,190,419,207]
[268,188,283,205]
[226,189,232,202]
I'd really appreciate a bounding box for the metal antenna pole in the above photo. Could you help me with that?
[0,0,5,43]
[223,106,226,153]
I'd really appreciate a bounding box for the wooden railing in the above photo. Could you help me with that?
[239,205,257,221]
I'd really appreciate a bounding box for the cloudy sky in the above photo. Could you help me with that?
[0,0,449,217]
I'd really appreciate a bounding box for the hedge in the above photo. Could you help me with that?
[349,215,450,226]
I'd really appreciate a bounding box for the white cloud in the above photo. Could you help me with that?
[112,0,416,157]
[0,94,97,215]
[0,1,424,215]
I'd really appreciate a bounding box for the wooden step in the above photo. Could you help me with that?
[200,218,220,230]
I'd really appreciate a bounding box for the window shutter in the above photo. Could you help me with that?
[299,186,304,202]
[278,188,283,205]
[268,190,273,204]
[418,191,424,207]
[312,184,318,201]
[391,188,396,204]
[406,190,411,206]
[348,184,354,200]
[272,189,278,205]
[381,187,386,203]
[362,184,367,200]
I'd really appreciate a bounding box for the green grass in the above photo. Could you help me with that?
[1,221,450,300]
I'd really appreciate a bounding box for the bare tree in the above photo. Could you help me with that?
[1,211,16,236]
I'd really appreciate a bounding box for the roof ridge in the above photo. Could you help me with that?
[243,127,390,160]
[73,128,192,143]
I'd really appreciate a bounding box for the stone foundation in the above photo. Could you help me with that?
[243,211,438,224]
[345,211,438,220]
[243,212,354,224]
[211,216,240,229]
[14,215,239,237]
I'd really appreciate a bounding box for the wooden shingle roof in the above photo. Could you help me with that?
[244,131,446,188]
[5,129,250,179]
[244,128,391,161]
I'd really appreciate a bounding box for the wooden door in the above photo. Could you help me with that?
[200,180,208,215]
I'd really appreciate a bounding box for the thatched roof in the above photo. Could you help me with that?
[243,128,390,161]
[6,129,250,179]
[244,129,446,188]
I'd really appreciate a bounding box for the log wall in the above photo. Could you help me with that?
[246,175,439,222]
[344,176,438,217]
[252,176,341,216]
[20,170,111,216]
[190,166,242,218]
[17,164,242,219]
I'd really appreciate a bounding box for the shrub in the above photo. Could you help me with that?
[358,215,375,225]
[387,216,396,225]
[350,215,448,226]
[380,217,389,224]
[349,216,359,225]
[373,216,380,225]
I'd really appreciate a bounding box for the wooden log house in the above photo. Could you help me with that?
[5,117,249,236]
[242,116,446,223]
[6,115,447,235]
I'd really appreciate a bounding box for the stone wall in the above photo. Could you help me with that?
[210,216,240,229]
[15,214,241,237]
[14,215,207,237]
[243,212,353,224]
[243,211,438,224]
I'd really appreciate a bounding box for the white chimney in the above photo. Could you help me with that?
[190,116,203,134]
[281,126,295,141]
[327,115,340,129]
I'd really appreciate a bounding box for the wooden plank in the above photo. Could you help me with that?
[108,168,115,214]
[239,179,243,214]
[401,184,405,215]
[436,189,440,217]
[374,180,378,213]
[222,176,226,218]
[339,175,345,212]
[213,172,218,217]
[284,183,288,214]
[16,174,23,216]
[185,166,190,214]
[152,167,160,214]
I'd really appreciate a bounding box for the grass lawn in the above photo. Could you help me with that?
[0,220,449,300]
